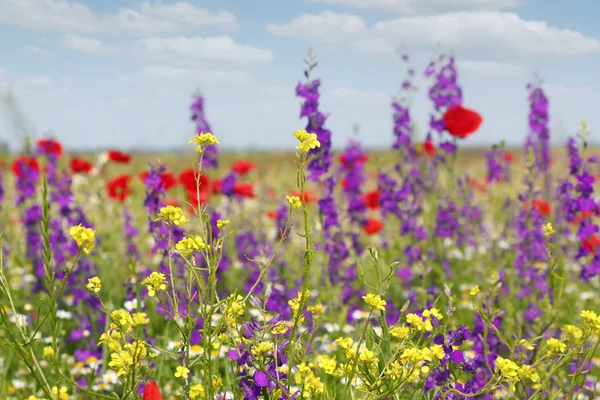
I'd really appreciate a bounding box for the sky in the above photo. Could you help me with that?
[0,0,599,151]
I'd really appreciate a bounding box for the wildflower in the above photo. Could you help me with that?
[546,338,567,354]
[98,329,122,352]
[294,130,321,154]
[174,365,190,379]
[141,272,168,297]
[581,310,600,329]
[317,354,338,375]
[469,285,480,296]
[70,157,93,174]
[189,132,220,153]
[107,150,131,164]
[542,222,555,237]
[401,347,431,364]
[390,325,411,339]
[85,277,102,293]
[142,381,162,400]
[362,293,386,311]
[225,295,245,325]
[69,224,96,254]
[252,341,274,356]
[495,356,520,381]
[363,218,384,235]
[157,205,188,226]
[286,195,302,208]
[422,308,443,321]
[271,322,289,335]
[386,361,405,380]
[406,313,433,332]
[359,349,378,365]
[296,363,325,396]
[111,310,134,332]
[132,312,150,326]
[232,160,255,175]
[43,346,54,360]
[336,337,354,352]
[175,235,208,256]
[52,386,69,400]
[442,105,483,139]
[189,384,205,399]
[217,219,230,229]
[518,339,535,351]
[563,324,583,342]
[107,175,131,202]
[519,364,540,383]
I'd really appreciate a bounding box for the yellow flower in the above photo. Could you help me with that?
[157,205,188,226]
[217,219,230,229]
[563,324,583,342]
[422,308,443,321]
[546,338,566,355]
[495,356,520,381]
[189,384,205,399]
[406,313,433,332]
[175,365,190,379]
[52,386,69,400]
[296,363,324,396]
[293,129,320,154]
[362,293,386,311]
[469,285,480,296]
[141,272,168,297]
[317,354,338,375]
[111,310,134,332]
[176,235,208,256]
[132,312,150,326]
[252,341,274,356]
[69,224,96,254]
[359,349,378,365]
[286,195,302,208]
[390,325,411,339]
[271,322,289,335]
[518,339,535,351]
[519,364,540,383]
[581,310,600,329]
[43,346,54,360]
[98,329,122,352]
[189,132,220,153]
[85,276,102,293]
[428,345,445,360]
[542,222,555,237]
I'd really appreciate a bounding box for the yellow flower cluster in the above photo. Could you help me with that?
[389,325,411,339]
[286,195,302,208]
[400,345,445,364]
[293,129,321,154]
[108,341,147,377]
[563,324,583,342]
[542,222,555,237]
[52,386,69,400]
[296,363,324,398]
[581,310,600,330]
[469,285,480,296]
[189,132,220,153]
[98,329,122,352]
[176,235,209,256]
[546,338,567,355]
[69,224,96,254]
[43,346,54,360]
[495,356,540,386]
[271,322,289,335]
[224,294,245,325]
[189,384,205,399]
[216,219,230,229]
[157,205,188,226]
[175,365,190,379]
[289,289,312,324]
[363,293,387,311]
[141,272,168,297]
[252,341,274,356]
[85,276,102,293]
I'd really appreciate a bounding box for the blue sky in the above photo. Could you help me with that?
[0,0,599,151]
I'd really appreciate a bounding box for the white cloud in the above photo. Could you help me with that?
[0,0,239,35]
[308,0,522,14]
[457,60,529,78]
[327,87,390,104]
[15,75,71,97]
[268,11,600,58]
[135,36,275,66]
[139,65,257,86]
[372,12,600,57]
[63,34,118,54]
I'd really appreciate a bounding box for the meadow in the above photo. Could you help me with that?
[1,52,600,400]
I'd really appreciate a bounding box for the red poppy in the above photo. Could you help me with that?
[12,156,40,177]
[234,182,254,198]
[467,177,488,193]
[572,210,595,225]
[266,210,278,220]
[107,175,131,202]
[288,190,317,204]
[140,171,178,191]
[342,178,350,190]
[503,152,514,163]
[107,150,132,164]
[531,198,551,217]
[142,381,162,400]
[71,157,93,174]
[232,160,255,175]
[179,169,210,193]
[583,235,600,254]
[339,153,368,169]
[363,218,384,235]
[442,106,482,139]
[422,140,436,157]
[212,179,223,194]
[362,189,380,210]
[37,138,63,158]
